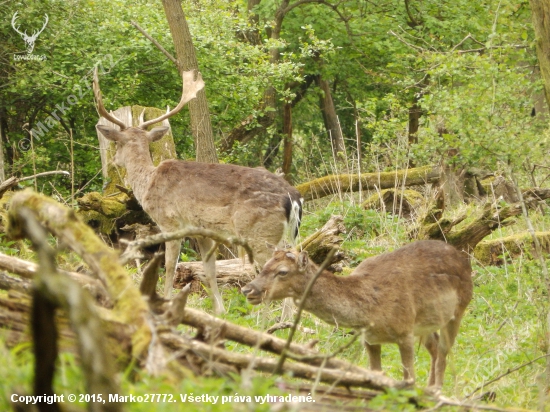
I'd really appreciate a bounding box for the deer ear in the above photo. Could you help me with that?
[297,251,308,270]
[147,126,170,142]
[96,125,125,142]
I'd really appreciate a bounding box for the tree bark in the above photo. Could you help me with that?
[282,103,293,182]
[161,0,218,164]
[530,0,550,108]
[317,76,345,160]
[220,0,290,154]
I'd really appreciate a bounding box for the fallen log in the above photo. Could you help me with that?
[160,332,402,391]
[0,252,110,306]
[474,231,550,265]
[8,190,153,358]
[181,307,368,375]
[175,258,255,292]
[296,165,440,202]
[297,215,346,267]
[417,188,550,253]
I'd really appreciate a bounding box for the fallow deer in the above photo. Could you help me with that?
[242,240,472,388]
[93,68,302,314]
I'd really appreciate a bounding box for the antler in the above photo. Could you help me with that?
[93,67,127,130]
[11,12,26,37]
[139,71,205,129]
[31,14,49,39]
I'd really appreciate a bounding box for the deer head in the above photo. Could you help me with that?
[93,67,205,167]
[11,12,48,54]
[242,249,310,304]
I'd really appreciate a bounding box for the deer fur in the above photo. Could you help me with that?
[242,240,473,388]
[94,69,302,314]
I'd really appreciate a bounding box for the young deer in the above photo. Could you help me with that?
[242,240,472,388]
[93,68,302,314]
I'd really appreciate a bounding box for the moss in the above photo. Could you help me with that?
[8,190,152,358]
[296,165,439,201]
[474,231,550,265]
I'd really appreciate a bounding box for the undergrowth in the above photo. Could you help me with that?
[0,200,549,411]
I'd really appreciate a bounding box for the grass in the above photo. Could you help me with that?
[0,199,549,411]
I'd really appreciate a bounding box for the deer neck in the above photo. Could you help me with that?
[298,267,374,329]
[121,144,156,204]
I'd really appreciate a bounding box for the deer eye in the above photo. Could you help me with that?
[277,270,288,277]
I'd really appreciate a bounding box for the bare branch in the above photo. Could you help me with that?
[131,21,178,65]
[120,226,254,265]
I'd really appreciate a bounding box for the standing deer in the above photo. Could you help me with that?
[93,68,302,314]
[242,240,473,388]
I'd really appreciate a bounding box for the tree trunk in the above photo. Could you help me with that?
[161,0,218,164]
[408,102,420,145]
[282,103,293,182]
[220,0,290,154]
[530,0,550,108]
[317,76,345,160]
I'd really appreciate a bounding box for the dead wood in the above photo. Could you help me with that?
[159,332,402,391]
[7,190,153,359]
[0,252,110,306]
[474,231,550,266]
[119,226,254,265]
[0,271,32,294]
[362,189,424,218]
[17,208,120,412]
[296,166,441,202]
[180,307,369,374]
[417,188,550,253]
[298,215,346,267]
[174,258,256,292]
[0,171,70,200]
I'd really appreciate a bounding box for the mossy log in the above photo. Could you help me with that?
[7,190,153,358]
[417,188,550,253]
[297,215,346,267]
[296,165,440,202]
[474,232,550,265]
[362,189,424,218]
[77,191,152,235]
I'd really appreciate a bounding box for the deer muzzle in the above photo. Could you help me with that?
[241,283,264,305]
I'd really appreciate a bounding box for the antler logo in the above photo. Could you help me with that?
[11,12,49,54]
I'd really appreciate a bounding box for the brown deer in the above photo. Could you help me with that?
[93,68,302,314]
[242,240,472,388]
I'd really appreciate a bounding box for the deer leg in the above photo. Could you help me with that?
[164,239,181,299]
[434,316,462,388]
[365,343,382,371]
[397,334,416,382]
[423,332,439,387]
[197,238,225,315]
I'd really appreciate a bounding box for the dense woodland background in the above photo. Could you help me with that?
[1,0,550,411]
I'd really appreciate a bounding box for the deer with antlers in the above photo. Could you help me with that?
[93,68,302,314]
[11,12,49,54]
